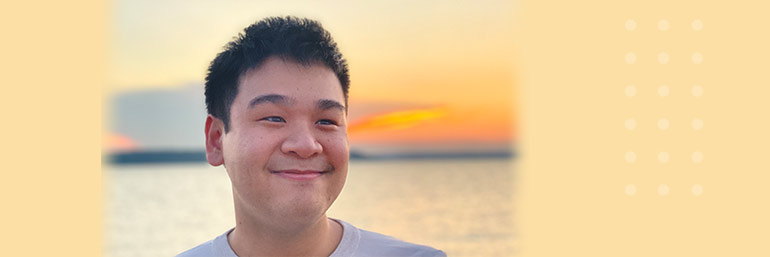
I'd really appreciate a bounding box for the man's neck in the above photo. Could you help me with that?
[227,215,343,257]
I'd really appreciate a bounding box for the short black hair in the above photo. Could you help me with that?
[204,16,350,132]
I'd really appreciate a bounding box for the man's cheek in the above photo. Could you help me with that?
[320,134,345,147]
[329,140,350,156]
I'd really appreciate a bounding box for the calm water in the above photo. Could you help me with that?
[104,159,515,257]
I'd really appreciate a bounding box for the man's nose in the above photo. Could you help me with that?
[280,125,323,159]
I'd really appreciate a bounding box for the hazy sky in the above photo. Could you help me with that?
[109,0,516,150]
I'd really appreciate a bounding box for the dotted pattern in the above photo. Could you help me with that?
[624,19,704,197]
[625,151,637,163]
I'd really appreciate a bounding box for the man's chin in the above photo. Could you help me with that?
[269,203,331,231]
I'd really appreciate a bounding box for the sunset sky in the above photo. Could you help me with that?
[109,0,516,151]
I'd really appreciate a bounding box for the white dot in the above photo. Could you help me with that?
[658,184,670,196]
[692,151,704,163]
[626,184,637,196]
[658,19,670,31]
[658,118,669,130]
[692,118,703,130]
[692,184,703,196]
[692,19,703,31]
[658,85,670,97]
[626,52,637,64]
[658,152,670,163]
[658,52,670,64]
[625,19,637,31]
[625,118,637,130]
[692,52,703,64]
[692,85,704,97]
[625,85,637,97]
[625,151,637,163]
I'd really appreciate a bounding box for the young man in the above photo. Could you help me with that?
[177,16,446,257]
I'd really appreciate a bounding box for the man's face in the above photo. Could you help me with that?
[207,57,349,227]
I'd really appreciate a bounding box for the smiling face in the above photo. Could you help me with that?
[205,57,349,230]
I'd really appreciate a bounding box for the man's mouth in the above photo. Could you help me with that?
[270,169,328,181]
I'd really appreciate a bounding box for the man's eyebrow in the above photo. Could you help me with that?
[248,94,293,108]
[317,99,345,111]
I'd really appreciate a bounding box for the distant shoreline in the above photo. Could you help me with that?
[107,149,515,165]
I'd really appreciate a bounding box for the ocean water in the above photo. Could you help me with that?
[104,159,515,257]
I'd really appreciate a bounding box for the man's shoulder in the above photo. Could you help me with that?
[176,240,215,257]
[357,229,446,257]
[175,229,236,257]
[336,219,446,257]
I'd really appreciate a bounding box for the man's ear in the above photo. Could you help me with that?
[205,115,225,166]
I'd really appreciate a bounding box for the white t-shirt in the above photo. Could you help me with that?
[176,218,446,257]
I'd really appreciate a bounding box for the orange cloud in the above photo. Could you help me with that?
[349,105,513,145]
[348,106,449,134]
[104,133,139,152]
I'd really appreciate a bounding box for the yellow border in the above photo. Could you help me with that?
[1,1,105,256]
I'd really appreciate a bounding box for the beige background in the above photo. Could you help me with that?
[1,0,105,256]
[515,0,770,256]
[2,0,770,256]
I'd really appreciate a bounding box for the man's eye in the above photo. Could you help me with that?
[316,119,337,126]
[260,116,286,123]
